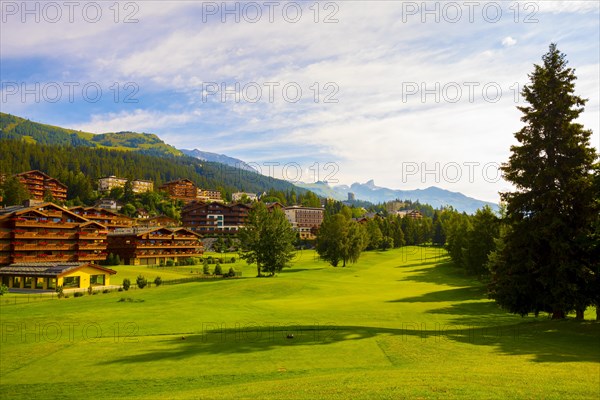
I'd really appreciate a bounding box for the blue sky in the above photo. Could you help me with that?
[1,1,598,202]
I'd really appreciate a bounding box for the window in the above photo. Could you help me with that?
[24,276,33,288]
[63,276,80,288]
[35,277,44,289]
[47,278,56,290]
[13,276,21,287]
[90,274,105,286]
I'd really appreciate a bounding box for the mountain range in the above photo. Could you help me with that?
[296,180,498,214]
[180,149,257,171]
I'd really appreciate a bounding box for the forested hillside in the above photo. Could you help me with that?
[0,139,309,204]
[0,113,181,157]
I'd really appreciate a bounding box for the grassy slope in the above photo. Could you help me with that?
[0,112,182,156]
[0,247,598,399]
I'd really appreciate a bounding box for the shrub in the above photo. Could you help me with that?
[136,275,147,289]
[88,285,93,295]
[203,263,210,275]
[154,276,162,287]
[74,291,84,297]
[118,287,123,292]
[214,263,222,275]
[228,267,236,277]
[166,260,174,267]
[114,254,121,265]
[230,257,236,263]
[0,284,8,296]
[102,289,110,294]
[122,278,131,291]
[56,285,64,298]
[159,260,165,267]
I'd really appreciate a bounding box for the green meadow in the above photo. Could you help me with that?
[1,247,598,399]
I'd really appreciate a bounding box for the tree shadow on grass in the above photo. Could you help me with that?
[283,268,325,274]
[98,318,600,366]
[398,261,476,287]
[387,285,487,303]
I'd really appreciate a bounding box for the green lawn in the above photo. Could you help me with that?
[1,247,598,399]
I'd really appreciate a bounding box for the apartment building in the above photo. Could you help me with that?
[0,203,108,266]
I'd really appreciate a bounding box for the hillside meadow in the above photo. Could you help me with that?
[0,247,598,399]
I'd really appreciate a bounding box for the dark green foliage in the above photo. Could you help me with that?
[380,236,394,251]
[238,202,297,276]
[316,213,368,267]
[154,276,162,287]
[0,136,315,206]
[136,275,147,289]
[122,279,131,291]
[74,292,84,297]
[488,44,599,319]
[0,176,30,206]
[203,260,210,275]
[0,284,8,295]
[214,263,223,275]
[228,267,236,277]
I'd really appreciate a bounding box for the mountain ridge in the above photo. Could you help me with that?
[296,180,498,214]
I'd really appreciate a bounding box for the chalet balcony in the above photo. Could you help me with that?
[0,232,12,239]
[13,232,78,240]
[78,232,108,240]
[0,244,11,251]
[13,219,79,229]
[77,254,106,261]
[15,255,74,262]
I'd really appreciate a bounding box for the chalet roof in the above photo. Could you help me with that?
[159,178,196,186]
[15,170,67,188]
[0,262,116,277]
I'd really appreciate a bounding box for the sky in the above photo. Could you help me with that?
[1,1,599,203]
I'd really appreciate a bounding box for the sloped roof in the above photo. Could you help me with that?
[0,262,116,277]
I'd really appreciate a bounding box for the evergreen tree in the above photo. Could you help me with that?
[488,44,599,319]
[1,176,30,205]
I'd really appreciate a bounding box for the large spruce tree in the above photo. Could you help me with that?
[488,44,599,319]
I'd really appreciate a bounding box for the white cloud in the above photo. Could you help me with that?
[502,37,517,47]
[2,1,598,203]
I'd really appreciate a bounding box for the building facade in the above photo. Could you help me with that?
[69,206,135,231]
[0,203,109,266]
[182,202,251,234]
[231,192,258,202]
[284,206,324,240]
[107,227,203,265]
[159,179,199,202]
[198,189,223,203]
[98,176,153,194]
[15,170,67,201]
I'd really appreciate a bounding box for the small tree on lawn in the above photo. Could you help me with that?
[122,278,131,291]
[136,275,147,289]
[214,263,223,276]
[154,276,162,287]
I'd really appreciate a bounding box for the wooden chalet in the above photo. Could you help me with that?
[69,206,135,231]
[0,203,108,266]
[106,227,203,265]
[182,201,251,234]
[15,170,67,201]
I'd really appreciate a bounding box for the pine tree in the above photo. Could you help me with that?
[1,176,30,206]
[489,44,599,319]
